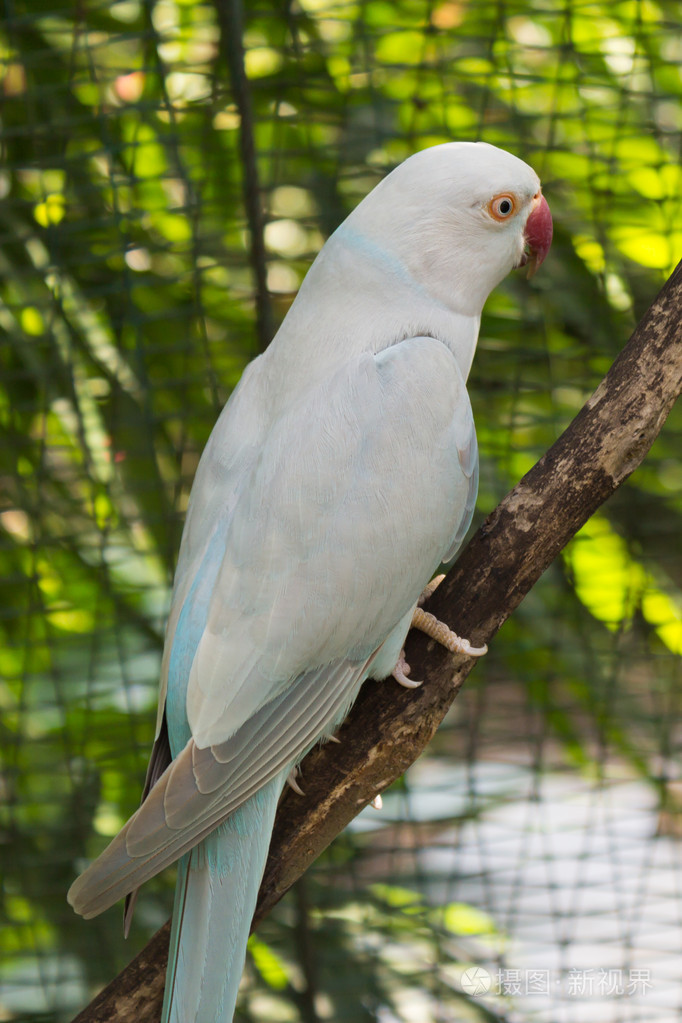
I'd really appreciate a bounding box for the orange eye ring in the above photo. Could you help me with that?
[489,194,516,221]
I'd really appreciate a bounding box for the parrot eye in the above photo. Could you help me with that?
[489,194,516,220]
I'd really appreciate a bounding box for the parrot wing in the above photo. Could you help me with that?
[68,656,370,918]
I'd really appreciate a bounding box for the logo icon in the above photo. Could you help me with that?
[460,966,492,996]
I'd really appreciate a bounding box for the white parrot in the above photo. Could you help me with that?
[68,141,552,1021]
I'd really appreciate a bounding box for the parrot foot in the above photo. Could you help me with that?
[287,766,305,796]
[412,607,487,657]
[392,576,486,688]
[392,650,422,689]
[371,793,383,810]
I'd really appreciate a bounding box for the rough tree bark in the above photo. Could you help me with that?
[71,262,682,1022]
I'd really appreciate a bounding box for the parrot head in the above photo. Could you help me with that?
[343,141,553,315]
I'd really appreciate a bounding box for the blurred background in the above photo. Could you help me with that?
[1,1,681,1021]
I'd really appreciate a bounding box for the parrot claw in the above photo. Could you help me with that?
[286,767,305,796]
[412,607,487,657]
[392,650,423,689]
[370,793,383,810]
[454,636,488,657]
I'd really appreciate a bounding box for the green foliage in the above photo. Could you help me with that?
[241,879,506,1021]
[0,1,681,1020]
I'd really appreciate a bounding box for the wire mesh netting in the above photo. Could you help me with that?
[1,1,681,1021]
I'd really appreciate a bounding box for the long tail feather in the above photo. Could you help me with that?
[161,772,285,1023]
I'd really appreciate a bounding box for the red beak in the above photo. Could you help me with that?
[521,193,552,278]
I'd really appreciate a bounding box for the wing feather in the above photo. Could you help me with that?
[68,657,370,919]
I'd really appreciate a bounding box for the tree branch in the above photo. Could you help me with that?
[214,0,273,351]
[70,262,682,1022]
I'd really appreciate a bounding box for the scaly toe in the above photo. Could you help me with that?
[417,573,445,606]
[412,608,487,658]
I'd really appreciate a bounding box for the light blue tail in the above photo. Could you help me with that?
[161,773,285,1023]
